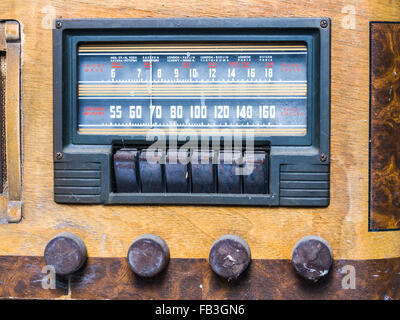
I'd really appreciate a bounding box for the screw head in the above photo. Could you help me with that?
[127,234,170,277]
[209,235,251,280]
[56,21,62,29]
[55,152,63,160]
[291,235,333,282]
[320,19,328,28]
[320,153,328,162]
[44,232,87,276]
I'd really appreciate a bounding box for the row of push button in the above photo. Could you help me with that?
[114,148,268,194]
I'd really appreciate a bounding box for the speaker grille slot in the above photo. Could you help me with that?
[0,53,6,193]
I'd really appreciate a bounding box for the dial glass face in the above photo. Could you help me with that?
[77,43,307,136]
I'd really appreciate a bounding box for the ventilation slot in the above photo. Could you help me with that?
[279,164,329,206]
[54,162,102,203]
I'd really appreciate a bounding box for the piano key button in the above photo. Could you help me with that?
[218,151,242,194]
[243,151,267,194]
[139,149,164,193]
[191,150,215,193]
[165,149,189,193]
[114,148,139,193]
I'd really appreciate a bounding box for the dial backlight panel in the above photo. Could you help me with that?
[77,43,308,137]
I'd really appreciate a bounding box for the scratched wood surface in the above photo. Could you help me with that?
[1,256,400,300]
[0,0,399,262]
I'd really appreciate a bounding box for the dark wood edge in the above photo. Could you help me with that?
[0,256,399,299]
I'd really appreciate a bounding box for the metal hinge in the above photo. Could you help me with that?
[0,20,22,223]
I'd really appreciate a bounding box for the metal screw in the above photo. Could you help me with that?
[127,234,170,277]
[320,20,328,28]
[55,152,63,160]
[291,235,333,282]
[44,232,87,276]
[56,21,62,29]
[320,153,328,162]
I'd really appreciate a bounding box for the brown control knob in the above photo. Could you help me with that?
[44,232,87,276]
[127,234,170,277]
[291,235,333,282]
[209,235,251,280]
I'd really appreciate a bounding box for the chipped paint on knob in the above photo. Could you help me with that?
[44,232,87,276]
[209,234,251,280]
[127,234,170,277]
[291,235,333,282]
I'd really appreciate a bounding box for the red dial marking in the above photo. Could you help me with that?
[281,107,303,117]
[281,63,303,72]
[84,64,104,72]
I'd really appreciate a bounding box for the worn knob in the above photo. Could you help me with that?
[127,234,170,277]
[44,232,87,276]
[291,235,333,282]
[209,235,251,280]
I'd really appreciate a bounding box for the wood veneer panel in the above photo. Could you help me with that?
[370,22,400,230]
[0,256,399,300]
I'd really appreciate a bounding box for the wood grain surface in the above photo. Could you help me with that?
[0,255,399,300]
[370,22,400,230]
[0,1,399,265]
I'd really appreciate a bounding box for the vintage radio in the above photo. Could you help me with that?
[0,0,400,302]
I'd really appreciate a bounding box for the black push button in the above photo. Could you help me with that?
[191,150,215,193]
[243,151,267,194]
[165,149,189,193]
[114,149,139,193]
[218,151,242,194]
[139,149,164,193]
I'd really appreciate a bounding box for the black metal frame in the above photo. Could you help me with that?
[53,18,330,206]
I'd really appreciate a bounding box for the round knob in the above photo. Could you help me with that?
[209,235,251,280]
[44,232,87,276]
[127,234,170,277]
[291,235,333,282]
